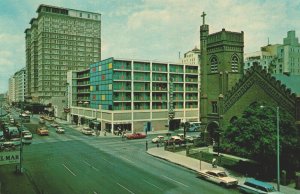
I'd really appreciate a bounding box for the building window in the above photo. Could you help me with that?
[231,55,239,72]
[210,57,218,73]
[212,101,218,113]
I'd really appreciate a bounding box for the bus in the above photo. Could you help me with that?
[19,113,30,123]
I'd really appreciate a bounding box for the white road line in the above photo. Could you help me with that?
[162,175,189,188]
[119,156,135,164]
[82,160,99,171]
[102,158,113,165]
[62,164,76,176]
[117,183,135,194]
[143,179,162,190]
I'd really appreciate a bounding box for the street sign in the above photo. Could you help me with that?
[0,150,20,165]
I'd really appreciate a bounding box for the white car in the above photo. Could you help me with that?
[22,130,33,140]
[56,127,65,134]
[198,169,238,187]
[81,127,93,135]
[185,135,194,143]
[151,135,164,143]
[51,123,59,128]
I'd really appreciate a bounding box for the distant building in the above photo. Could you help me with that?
[275,30,300,75]
[181,47,201,66]
[8,77,15,105]
[244,44,280,73]
[244,31,300,75]
[70,57,200,133]
[14,68,26,103]
[25,4,101,104]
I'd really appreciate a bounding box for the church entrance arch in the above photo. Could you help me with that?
[206,121,219,145]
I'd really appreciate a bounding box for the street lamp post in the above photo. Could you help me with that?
[276,106,280,191]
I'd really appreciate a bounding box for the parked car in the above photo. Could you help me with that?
[56,127,65,134]
[238,178,284,194]
[36,128,49,136]
[81,127,94,135]
[198,169,238,187]
[10,138,21,146]
[152,135,164,143]
[50,123,59,128]
[39,119,45,124]
[185,135,194,143]
[0,131,4,141]
[187,125,200,132]
[22,130,33,139]
[165,136,185,145]
[126,133,146,140]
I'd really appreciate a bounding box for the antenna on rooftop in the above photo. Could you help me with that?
[268,37,270,45]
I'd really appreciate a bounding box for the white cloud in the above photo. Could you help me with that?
[1,0,300,93]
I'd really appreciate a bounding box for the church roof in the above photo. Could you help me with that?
[273,74,300,95]
[224,64,297,115]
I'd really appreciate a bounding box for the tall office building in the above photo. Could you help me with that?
[25,4,101,104]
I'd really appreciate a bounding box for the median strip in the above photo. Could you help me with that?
[162,175,189,187]
[62,164,76,176]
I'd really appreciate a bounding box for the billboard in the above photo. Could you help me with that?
[0,151,20,165]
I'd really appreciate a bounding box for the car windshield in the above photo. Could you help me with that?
[217,172,228,177]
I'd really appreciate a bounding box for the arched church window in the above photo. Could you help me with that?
[231,55,239,72]
[210,57,218,73]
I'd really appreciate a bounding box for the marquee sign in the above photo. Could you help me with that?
[0,151,20,165]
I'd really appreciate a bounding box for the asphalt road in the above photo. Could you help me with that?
[16,116,239,194]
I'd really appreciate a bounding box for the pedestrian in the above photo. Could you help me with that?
[146,140,148,151]
[104,130,106,136]
[212,158,217,168]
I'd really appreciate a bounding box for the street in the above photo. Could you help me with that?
[18,119,239,194]
[0,110,240,194]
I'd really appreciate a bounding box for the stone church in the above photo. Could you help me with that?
[199,12,300,140]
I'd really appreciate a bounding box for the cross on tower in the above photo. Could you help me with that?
[201,12,206,25]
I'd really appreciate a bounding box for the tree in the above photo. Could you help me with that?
[222,102,300,177]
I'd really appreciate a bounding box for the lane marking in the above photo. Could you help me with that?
[162,175,189,188]
[119,156,135,164]
[102,158,113,165]
[143,179,162,190]
[82,160,99,171]
[117,183,135,194]
[62,164,77,176]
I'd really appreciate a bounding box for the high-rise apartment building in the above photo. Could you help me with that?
[25,4,101,103]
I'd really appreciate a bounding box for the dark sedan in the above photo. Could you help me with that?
[126,133,146,140]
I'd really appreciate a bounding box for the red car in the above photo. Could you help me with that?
[126,133,146,140]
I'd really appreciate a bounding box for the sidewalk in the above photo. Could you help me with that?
[147,147,299,194]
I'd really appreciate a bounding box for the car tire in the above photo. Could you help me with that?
[220,182,226,187]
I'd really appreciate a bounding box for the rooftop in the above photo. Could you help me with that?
[274,74,300,95]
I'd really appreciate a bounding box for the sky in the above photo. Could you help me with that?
[0,0,299,93]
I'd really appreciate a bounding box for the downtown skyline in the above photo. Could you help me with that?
[0,0,300,93]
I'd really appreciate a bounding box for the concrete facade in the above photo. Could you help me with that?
[25,4,101,104]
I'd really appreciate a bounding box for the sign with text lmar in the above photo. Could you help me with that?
[0,151,20,165]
